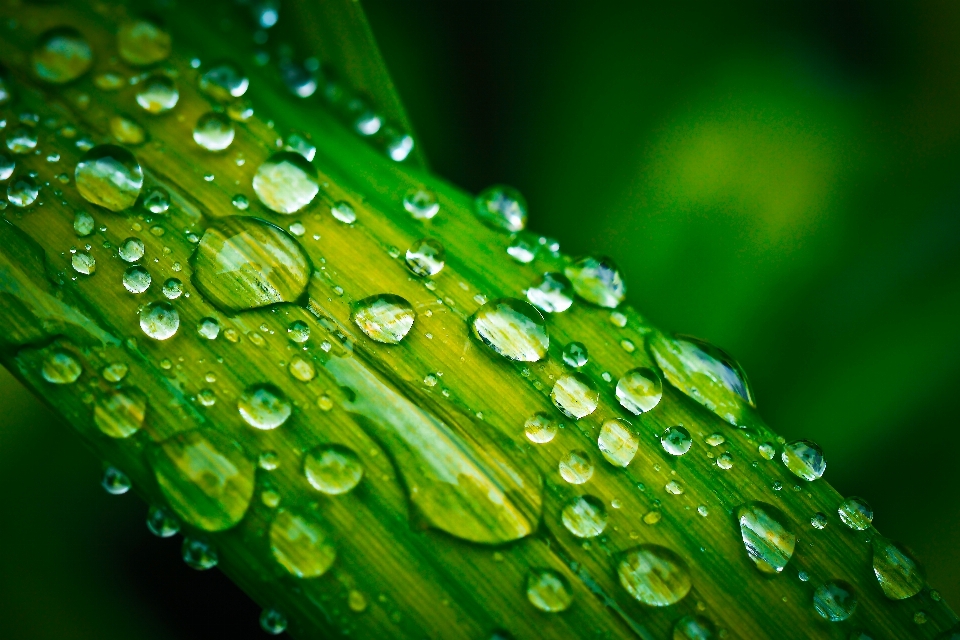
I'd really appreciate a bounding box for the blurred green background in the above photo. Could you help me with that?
[2,1,959,637]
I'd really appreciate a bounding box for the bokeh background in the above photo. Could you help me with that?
[2,1,960,638]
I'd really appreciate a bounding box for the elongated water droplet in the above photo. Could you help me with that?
[470,298,548,362]
[559,450,594,484]
[260,608,287,635]
[403,188,440,220]
[561,495,607,538]
[661,426,692,456]
[123,265,151,293]
[813,580,857,621]
[564,256,625,308]
[526,569,572,612]
[146,505,180,537]
[648,332,754,425]
[238,383,291,430]
[524,272,573,313]
[33,27,92,84]
[75,145,143,211]
[475,185,527,232]
[872,537,924,600]
[136,74,179,114]
[782,440,826,481]
[562,341,588,368]
[551,373,599,419]
[405,237,445,277]
[673,615,716,640]
[524,412,557,444]
[616,367,662,415]
[117,19,171,66]
[737,501,795,574]
[598,418,638,467]
[150,430,255,531]
[182,537,218,570]
[199,63,249,101]
[139,301,178,340]
[193,112,235,151]
[102,466,131,495]
[7,175,39,207]
[304,444,363,495]
[618,545,692,606]
[269,508,337,578]
[352,294,415,344]
[253,151,319,214]
[192,216,310,312]
[94,387,146,438]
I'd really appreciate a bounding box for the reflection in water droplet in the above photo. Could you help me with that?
[95,387,146,438]
[524,412,557,444]
[737,501,795,574]
[564,256,625,308]
[140,301,179,340]
[7,175,39,207]
[146,505,180,537]
[872,537,925,600]
[525,272,573,313]
[813,580,857,621]
[119,237,145,262]
[199,63,249,101]
[562,341,588,368]
[193,112,235,151]
[782,440,826,481]
[561,495,607,538]
[117,19,171,66]
[616,368,662,415]
[405,237,445,277]
[41,350,82,384]
[471,298,548,362]
[191,216,310,312]
[598,418,638,467]
[352,294,416,344]
[260,608,287,636]
[102,466,131,495]
[32,27,92,84]
[403,188,440,220]
[661,426,692,456]
[269,508,337,578]
[673,615,716,640]
[182,537,218,570]
[75,145,143,211]
[123,265,152,293]
[551,373,599,419]
[304,444,364,495]
[253,152,319,214]
[109,115,146,145]
[136,74,179,114]
[238,384,291,430]
[474,185,527,232]
[559,450,594,484]
[526,569,573,612]
[839,496,873,530]
[150,430,255,531]
[618,545,692,606]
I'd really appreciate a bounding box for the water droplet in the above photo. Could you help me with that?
[109,115,146,145]
[258,451,280,471]
[287,320,310,343]
[661,426,692,456]
[598,418,638,467]
[559,450,594,484]
[524,412,557,444]
[838,496,873,530]
[404,237,445,277]
[564,256,625,308]
[717,452,734,470]
[616,368,662,415]
[269,508,336,578]
[94,387,146,438]
[330,200,356,223]
[470,298,548,362]
[304,444,364,495]
[562,342,588,368]
[260,608,287,635]
[136,74,179,114]
[872,537,924,600]
[139,301,178,340]
[199,63,249,101]
[524,272,573,314]
[42,350,82,384]
[6,127,37,155]
[192,216,310,312]
[284,131,316,161]
[551,373,599,419]
[914,611,928,625]
[94,71,125,91]
[705,433,725,446]
[101,362,127,383]
[562,495,607,538]
[161,277,182,299]
[665,480,684,495]
[403,188,440,220]
[348,590,367,612]
[71,251,96,275]
[507,234,538,263]
[288,356,315,381]
[7,175,39,207]
[73,210,95,236]
[352,294,416,344]
[32,27,92,84]
[813,580,857,622]
[123,265,152,293]
[736,501,796,574]
[75,144,143,211]
[0,154,15,181]
[102,466,131,494]
[253,151,319,214]
[182,537,218,570]
[151,430,255,531]
[146,505,180,537]
[526,569,573,613]
[474,185,527,232]
[673,615,716,640]
[758,442,776,460]
[782,440,826,481]
[117,19,171,66]
[143,187,170,214]
[196,317,220,340]
[193,112,235,151]
[119,237,144,262]
[617,544,692,606]
[651,337,753,427]
[238,383,291,430]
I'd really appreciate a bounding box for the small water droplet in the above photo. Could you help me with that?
[716,452,734,470]
[75,144,143,211]
[737,501,796,574]
[616,367,662,415]
[330,200,356,223]
[136,73,179,114]
[0,153,14,181]
[782,440,826,481]
[352,294,416,344]
[526,569,573,613]
[551,373,599,419]
[42,350,82,384]
[288,355,315,381]
[661,426,692,456]
[403,188,440,220]
[559,450,594,484]
[259,608,287,635]
[284,131,316,161]
[598,418,638,467]
[32,27,92,84]
[673,615,716,640]
[119,237,145,262]
[470,298,548,362]
[348,590,368,612]
[287,320,310,343]
[838,496,873,530]
[258,451,279,471]
[269,508,336,577]
[197,317,220,340]
[524,412,557,444]
[7,175,39,207]
[6,127,37,155]
[525,272,574,313]
[665,480,684,495]
[474,185,527,232]
[193,112,235,151]
[182,537,218,570]
[162,277,182,299]
[117,19,171,66]
[304,444,364,495]
[143,187,170,214]
[562,342,588,368]
[102,362,128,382]
[123,265,152,293]
[231,193,249,210]
[199,63,249,101]
[94,71,125,91]
[108,115,146,146]
[813,580,857,622]
[253,151,319,214]
[74,210,95,236]
[405,238,445,277]
[139,301,179,340]
[102,466,131,494]
[758,442,776,460]
[239,383,291,430]
[71,251,96,275]
[146,505,180,537]
[872,537,924,600]
[617,544,692,606]
[564,256,625,308]
[507,233,538,263]
[697,505,709,517]
[643,511,662,525]
[95,387,146,438]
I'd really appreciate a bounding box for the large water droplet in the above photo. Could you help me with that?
[559,450,594,484]
[238,383,291,430]
[7,175,39,207]
[151,430,255,531]
[813,580,857,621]
[304,444,364,495]
[526,569,572,612]
[616,368,662,415]
[405,237,445,277]
[551,373,599,419]
[673,615,716,640]
[838,496,873,530]
[32,27,92,84]
[252,151,319,214]
[523,412,557,444]
[403,188,440,220]
[598,418,638,467]
[193,112,235,151]
[139,301,179,340]
[136,74,179,114]
[736,501,795,574]
[182,537,218,570]
[199,63,249,101]
[661,426,692,456]
[474,185,527,232]
[524,272,573,313]
[781,440,826,481]
[123,265,152,293]
[94,387,146,438]
[564,256,625,308]
[191,216,310,312]
[648,332,754,425]
[617,545,692,606]
[352,294,416,344]
[561,495,607,538]
[75,145,143,211]
[269,508,337,578]
[470,298,548,362]
[117,19,170,66]
[871,537,925,600]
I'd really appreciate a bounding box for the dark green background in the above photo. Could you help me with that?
[2,1,959,637]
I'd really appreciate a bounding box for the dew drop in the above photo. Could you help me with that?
[123,265,152,293]
[470,298,548,362]
[526,569,573,613]
[139,301,179,340]
[551,373,599,419]
[871,537,924,600]
[117,19,171,67]
[102,466,131,495]
[74,211,95,236]
[474,185,527,232]
[0,153,15,181]
[7,175,39,207]
[193,112,235,151]
[559,450,594,484]
[758,442,776,460]
[781,440,826,481]
[525,272,573,313]
[199,63,249,101]
[524,412,557,444]
[838,496,873,530]
[405,237,445,277]
[330,200,356,223]
[32,27,92,84]
[288,356,315,382]
[182,537,218,570]
[6,127,37,155]
[284,131,316,161]
[119,237,144,263]
[253,151,319,214]
[94,387,146,438]
[564,256,625,308]
[348,590,367,613]
[661,426,692,456]
[71,251,96,275]
[813,580,857,622]
[197,317,220,340]
[146,505,180,537]
[75,144,143,211]
[562,342,588,368]
[162,277,182,299]
[287,320,310,343]
[736,501,796,574]
[102,362,128,382]
[143,187,170,214]
[42,350,82,384]
[238,383,291,430]
[258,451,279,471]
[716,452,734,470]
[617,545,692,606]
[403,187,440,220]
[598,418,638,467]
[304,444,364,495]
[507,233,538,263]
[673,615,716,640]
[352,294,416,344]
[269,508,336,578]
[562,495,607,538]
[136,74,179,114]
[109,115,146,145]
[259,608,287,636]
[616,367,662,415]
